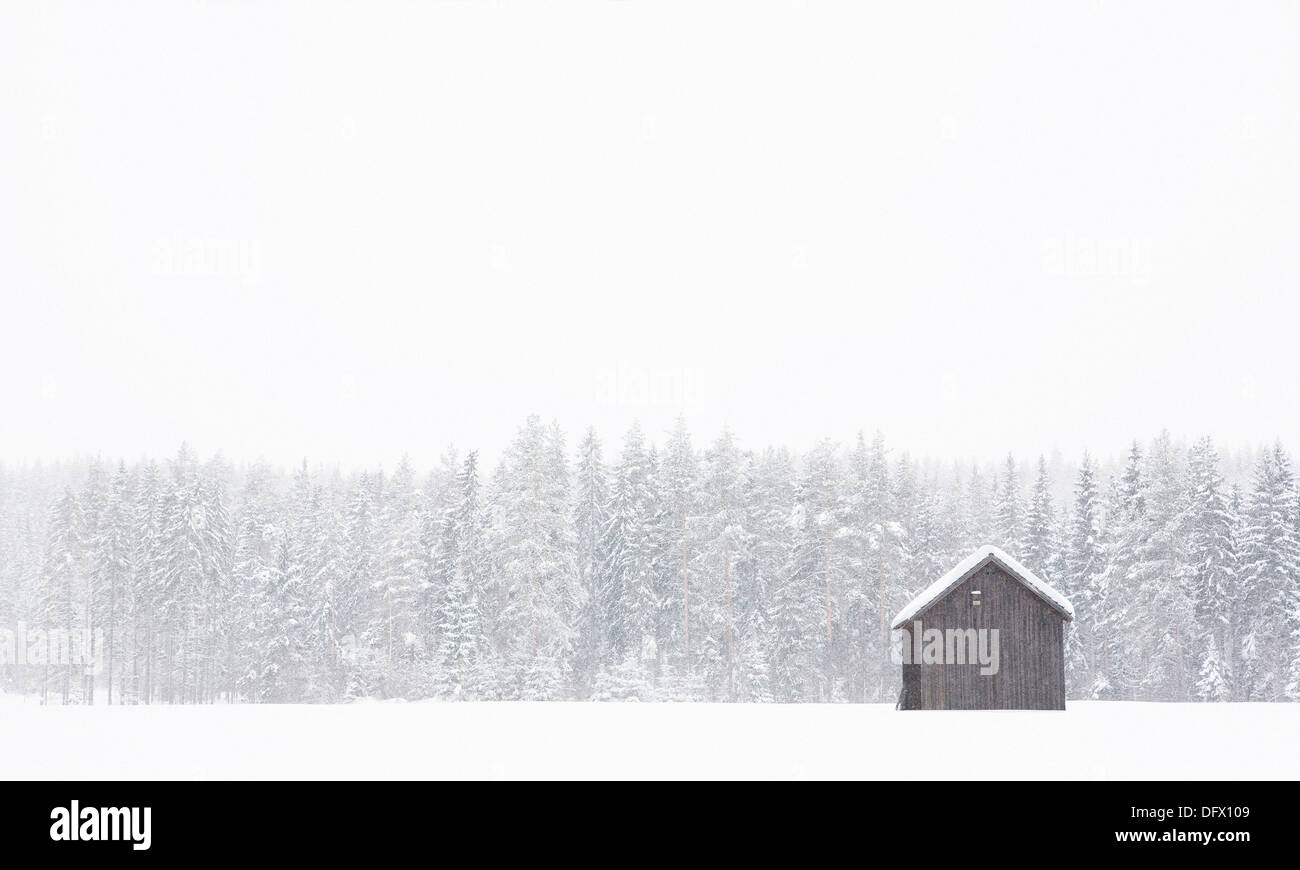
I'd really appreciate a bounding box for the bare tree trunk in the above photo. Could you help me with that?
[877,557,887,701]
[824,526,833,643]
[107,577,116,705]
[724,539,733,699]
[386,591,394,687]
[144,618,153,705]
[131,610,139,704]
[680,508,689,670]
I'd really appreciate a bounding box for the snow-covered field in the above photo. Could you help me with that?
[3,695,1296,779]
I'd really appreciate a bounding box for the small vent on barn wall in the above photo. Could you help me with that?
[971,590,982,606]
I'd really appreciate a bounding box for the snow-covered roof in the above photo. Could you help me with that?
[891,545,1074,628]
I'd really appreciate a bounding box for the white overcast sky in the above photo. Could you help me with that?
[2,2,1299,470]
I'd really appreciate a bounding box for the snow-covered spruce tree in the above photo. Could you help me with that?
[892,455,925,598]
[843,432,900,701]
[40,488,83,704]
[570,428,610,696]
[1023,456,1059,581]
[768,504,818,702]
[279,460,334,702]
[413,450,459,650]
[130,461,165,704]
[638,445,668,686]
[992,453,1025,555]
[156,447,198,704]
[693,429,757,700]
[423,449,461,529]
[1092,442,1146,699]
[963,463,994,550]
[726,450,778,703]
[1119,440,1147,518]
[201,457,235,703]
[1237,443,1300,701]
[736,447,793,701]
[1196,634,1230,702]
[488,417,580,699]
[771,444,841,702]
[838,434,876,703]
[374,456,429,696]
[913,480,961,594]
[232,463,285,702]
[301,470,348,701]
[1126,432,1196,701]
[435,452,491,699]
[342,471,384,698]
[259,521,311,702]
[155,445,233,703]
[890,454,935,701]
[91,463,135,704]
[653,417,697,681]
[1225,483,1250,700]
[1064,453,1104,697]
[597,424,658,693]
[77,461,110,704]
[1185,437,1239,700]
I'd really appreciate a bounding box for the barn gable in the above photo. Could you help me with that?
[891,544,1074,630]
[894,545,1074,710]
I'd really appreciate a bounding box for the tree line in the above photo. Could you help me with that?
[0,417,1296,704]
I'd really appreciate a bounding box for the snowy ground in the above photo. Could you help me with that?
[2,694,1297,779]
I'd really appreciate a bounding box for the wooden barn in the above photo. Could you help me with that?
[892,545,1074,710]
